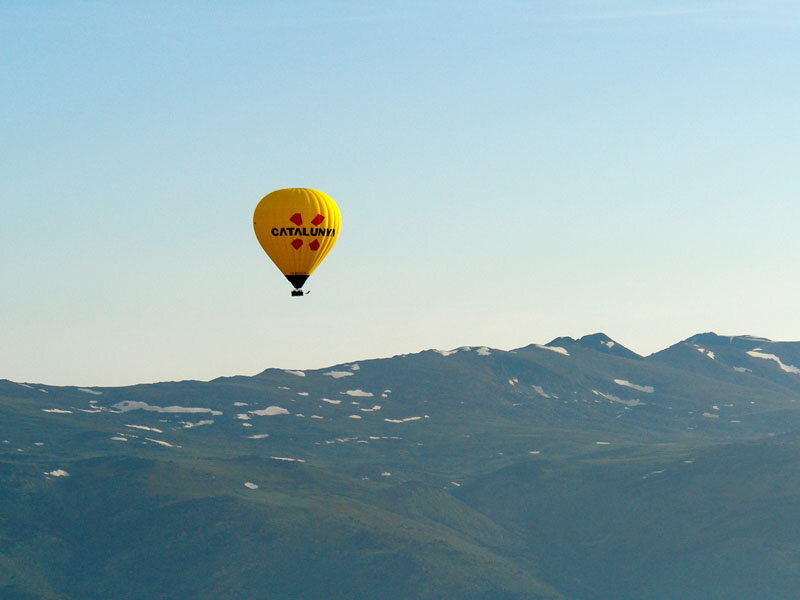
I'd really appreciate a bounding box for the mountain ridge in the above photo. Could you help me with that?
[3,331,789,389]
[4,330,800,599]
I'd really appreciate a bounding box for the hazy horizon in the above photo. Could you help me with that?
[2,329,785,388]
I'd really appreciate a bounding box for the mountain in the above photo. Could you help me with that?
[651,332,800,395]
[457,433,800,600]
[3,332,800,599]
[548,332,642,359]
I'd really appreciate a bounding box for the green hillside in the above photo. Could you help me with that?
[3,332,800,598]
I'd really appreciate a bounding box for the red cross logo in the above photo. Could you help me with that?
[289,213,324,251]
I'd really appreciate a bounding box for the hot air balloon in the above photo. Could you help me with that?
[253,188,341,296]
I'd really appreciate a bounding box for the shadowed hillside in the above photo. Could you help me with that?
[3,333,800,598]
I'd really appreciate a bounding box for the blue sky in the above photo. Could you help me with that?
[2,1,799,385]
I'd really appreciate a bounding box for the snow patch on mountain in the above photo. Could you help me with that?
[146,438,180,448]
[45,469,70,477]
[642,469,666,480]
[284,370,306,377]
[695,347,715,360]
[593,390,643,407]
[384,416,423,423]
[342,389,373,397]
[434,349,459,356]
[536,345,570,356]
[77,388,102,395]
[746,350,800,374]
[250,406,290,416]
[126,424,163,433]
[324,370,354,378]
[181,420,214,429]
[614,379,654,393]
[114,401,222,416]
[531,385,551,398]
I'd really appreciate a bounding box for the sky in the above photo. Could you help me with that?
[2,1,799,386]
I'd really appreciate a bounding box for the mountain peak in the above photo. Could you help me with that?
[683,332,775,347]
[532,333,640,359]
[546,336,575,347]
[577,333,641,359]
[684,332,727,345]
[578,332,616,346]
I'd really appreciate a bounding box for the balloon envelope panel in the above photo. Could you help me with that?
[253,188,341,288]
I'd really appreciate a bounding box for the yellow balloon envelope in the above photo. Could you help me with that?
[253,188,341,295]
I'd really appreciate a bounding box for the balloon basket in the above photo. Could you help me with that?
[291,290,305,297]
